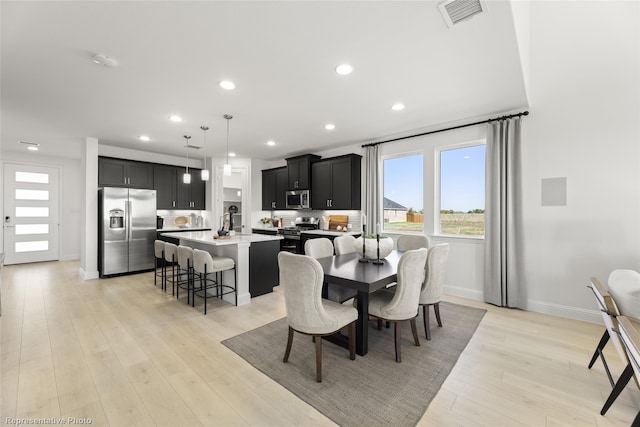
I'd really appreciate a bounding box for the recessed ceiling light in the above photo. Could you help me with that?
[220,80,236,90]
[325,124,336,130]
[391,103,405,111]
[267,140,276,146]
[229,152,236,157]
[169,115,183,122]
[335,64,353,75]
[27,146,39,151]
[139,135,150,142]
[20,141,40,151]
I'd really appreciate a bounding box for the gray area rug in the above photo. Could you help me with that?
[222,301,486,427]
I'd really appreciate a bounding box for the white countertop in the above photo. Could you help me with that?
[158,227,212,232]
[161,230,282,246]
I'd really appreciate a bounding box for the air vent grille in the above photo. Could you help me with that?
[439,0,487,28]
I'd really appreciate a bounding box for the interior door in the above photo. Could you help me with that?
[3,163,60,264]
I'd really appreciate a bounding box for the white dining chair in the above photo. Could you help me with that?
[278,251,357,382]
[396,234,430,251]
[419,243,449,340]
[334,235,357,255]
[305,238,356,303]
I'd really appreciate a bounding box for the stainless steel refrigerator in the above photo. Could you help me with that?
[99,187,157,277]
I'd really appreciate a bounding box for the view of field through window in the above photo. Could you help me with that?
[440,144,485,235]
[383,154,424,232]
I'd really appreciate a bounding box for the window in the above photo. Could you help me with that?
[439,144,485,236]
[383,153,424,232]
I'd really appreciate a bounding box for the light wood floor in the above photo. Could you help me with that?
[1,260,638,426]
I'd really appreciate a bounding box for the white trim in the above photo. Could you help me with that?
[526,299,603,324]
[444,285,483,301]
[79,266,99,280]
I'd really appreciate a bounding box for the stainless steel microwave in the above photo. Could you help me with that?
[286,189,310,209]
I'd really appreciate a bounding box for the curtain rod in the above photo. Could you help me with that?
[362,110,529,148]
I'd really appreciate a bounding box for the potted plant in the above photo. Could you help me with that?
[355,234,394,260]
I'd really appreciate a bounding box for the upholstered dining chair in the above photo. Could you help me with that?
[419,243,449,340]
[367,248,428,362]
[333,235,357,255]
[588,271,640,389]
[396,234,431,252]
[305,238,356,303]
[278,251,358,382]
[304,237,334,258]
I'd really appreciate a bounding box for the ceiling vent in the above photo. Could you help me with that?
[439,0,487,29]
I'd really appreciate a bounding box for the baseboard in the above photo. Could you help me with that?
[79,267,99,280]
[526,299,602,324]
[60,253,79,261]
[444,285,603,324]
[443,285,484,301]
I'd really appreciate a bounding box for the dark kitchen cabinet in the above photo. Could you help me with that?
[98,157,154,189]
[262,167,288,210]
[311,154,362,210]
[154,164,206,209]
[286,154,320,190]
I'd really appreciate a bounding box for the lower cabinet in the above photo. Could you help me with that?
[249,240,280,297]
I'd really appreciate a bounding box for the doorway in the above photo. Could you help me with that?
[3,163,60,264]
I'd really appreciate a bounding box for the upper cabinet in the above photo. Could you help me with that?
[262,167,288,210]
[286,154,320,190]
[154,164,205,210]
[311,154,362,210]
[98,157,154,189]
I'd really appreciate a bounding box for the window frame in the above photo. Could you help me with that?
[435,139,486,239]
[381,150,425,235]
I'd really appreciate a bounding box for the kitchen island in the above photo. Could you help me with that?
[161,231,282,305]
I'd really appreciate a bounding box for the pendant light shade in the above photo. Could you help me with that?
[223,114,233,176]
[183,135,191,184]
[200,125,210,181]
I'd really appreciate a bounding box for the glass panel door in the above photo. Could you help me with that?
[3,163,60,264]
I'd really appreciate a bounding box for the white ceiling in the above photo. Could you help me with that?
[1,1,528,161]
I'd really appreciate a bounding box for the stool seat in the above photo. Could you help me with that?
[211,256,235,271]
[192,249,237,314]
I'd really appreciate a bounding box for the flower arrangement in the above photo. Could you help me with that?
[260,217,271,224]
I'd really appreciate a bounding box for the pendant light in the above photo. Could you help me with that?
[223,114,233,176]
[183,135,191,184]
[200,126,210,181]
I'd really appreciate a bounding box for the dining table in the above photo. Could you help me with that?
[315,250,403,356]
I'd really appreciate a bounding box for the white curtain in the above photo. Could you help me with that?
[483,117,525,308]
[364,145,382,234]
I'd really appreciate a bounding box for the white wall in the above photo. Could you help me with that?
[520,1,640,322]
[2,151,82,261]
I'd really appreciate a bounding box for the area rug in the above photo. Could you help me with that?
[222,301,486,427]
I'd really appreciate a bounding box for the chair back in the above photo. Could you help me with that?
[304,238,334,259]
[163,242,178,261]
[278,252,336,333]
[177,245,194,268]
[192,248,213,274]
[419,243,449,305]
[154,240,165,258]
[607,269,640,318]
[618,316,640,380]
[334,235,357,255]
[589,277,627,364]
[379,248,428,320]
[397,234,430,252]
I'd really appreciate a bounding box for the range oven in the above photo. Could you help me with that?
[286,190,310,210]
[277,217,318,254]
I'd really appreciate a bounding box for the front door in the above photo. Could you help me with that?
[3,163,60,264]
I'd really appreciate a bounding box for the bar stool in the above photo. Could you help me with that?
[176,245,194,303]
[192,248,237,315]
[163,242,179,295]
[154,240,165,288]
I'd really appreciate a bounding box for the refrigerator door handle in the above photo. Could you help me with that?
[126,200,132,242]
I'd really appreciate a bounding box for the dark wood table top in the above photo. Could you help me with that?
[315,250,402,293]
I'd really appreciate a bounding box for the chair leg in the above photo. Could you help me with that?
[423,305,431,340]
[283,326,294,363]
[410,318,420,347]
[434,302,442,327]
[315,333,323,382]
[377,318,383,330]
[601,363,634,415]
[204,265,208,315]
[589,330,610,368]
[348,322,356,360]
[394,322,402,363]
[632,409,640,427]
